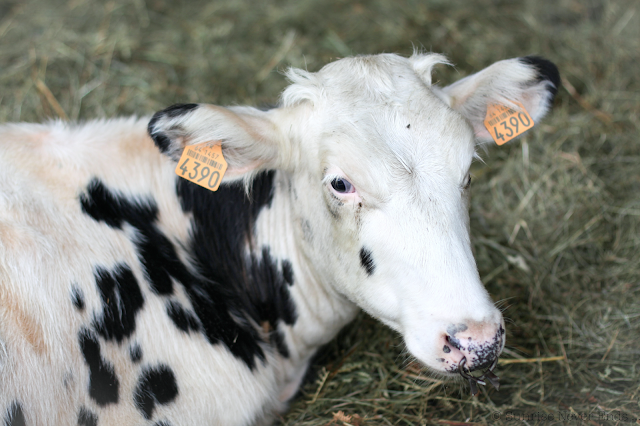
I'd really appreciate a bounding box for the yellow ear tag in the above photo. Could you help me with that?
[484,101,534,145]
[175,144,228,191]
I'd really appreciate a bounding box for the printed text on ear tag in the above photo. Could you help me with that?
[175,144,228,191]
[484,101,534,145]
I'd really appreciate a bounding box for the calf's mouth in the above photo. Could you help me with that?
[458,356,500,396]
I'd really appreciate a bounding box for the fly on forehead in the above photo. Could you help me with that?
[388,101,477,176]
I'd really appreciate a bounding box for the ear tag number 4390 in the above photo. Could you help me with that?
[175,144,228,191]
[484,102,534,146]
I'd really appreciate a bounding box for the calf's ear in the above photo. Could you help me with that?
[148,103,289,178]
[435,57,560,142]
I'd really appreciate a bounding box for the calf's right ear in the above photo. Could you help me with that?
[435,56,560,143]
[147,103,290,179]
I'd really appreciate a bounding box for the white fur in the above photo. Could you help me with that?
[0,53,556,425]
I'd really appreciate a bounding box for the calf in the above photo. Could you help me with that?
[0,53,558,425]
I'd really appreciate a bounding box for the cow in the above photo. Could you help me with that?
[0,52,559,426]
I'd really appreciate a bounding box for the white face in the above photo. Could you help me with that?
[278,55,511,376]
[150,52,558,376]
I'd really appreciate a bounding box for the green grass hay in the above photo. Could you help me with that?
[1,0,638,424]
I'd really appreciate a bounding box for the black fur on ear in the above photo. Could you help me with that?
[519,56,561,98]
[147,103,199,158]
[146,102,291,180]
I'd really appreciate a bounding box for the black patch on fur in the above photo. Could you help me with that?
[135,227,185,295]
[520,56,561,97]
[92,264,144,343]
[80,179,156,229]
[147,104,198,154]
[77,407,98,426]
[443,345,451,353]
[153,422,172,426]
[406,123,410,129]
[281,260,294,286]
[272,329,290,358]
[174,171,298,367]
[71,285,85,311]
[79,173,297,369]
[4,402,25,426]
[138,227,188,296]
[359,247,375,276]
[78,329,119,406]
[166,301,200,333]
[134,365,179,420]
[80,178,186,295]
[130,343,143,363]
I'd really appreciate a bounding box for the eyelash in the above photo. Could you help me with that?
[464,174,472,190]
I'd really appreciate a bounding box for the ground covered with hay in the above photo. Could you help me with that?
[1,0,638,424]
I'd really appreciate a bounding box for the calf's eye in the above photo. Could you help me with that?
[464,174,472,190]
[331,178,355,194]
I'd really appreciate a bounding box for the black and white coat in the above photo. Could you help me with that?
[0,53,559,426]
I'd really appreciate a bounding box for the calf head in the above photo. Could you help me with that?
[148,53,558,377]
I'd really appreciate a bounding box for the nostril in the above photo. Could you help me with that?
[445,334,462,351]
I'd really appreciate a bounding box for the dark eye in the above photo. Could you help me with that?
[464,174,472,190]
[331,177,354,194]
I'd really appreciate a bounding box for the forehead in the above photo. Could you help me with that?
[322,94,474,162]
[310,56,476,195]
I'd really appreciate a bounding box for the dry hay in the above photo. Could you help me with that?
[1,0,639,424]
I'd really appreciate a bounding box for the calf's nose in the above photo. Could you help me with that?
[438,321,505,373]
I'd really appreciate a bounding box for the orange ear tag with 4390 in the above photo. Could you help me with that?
[175,143,228,191]
[484,101,534,146]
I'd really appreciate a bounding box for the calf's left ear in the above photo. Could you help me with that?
[148,103,289,178]
[435,56,560,142]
